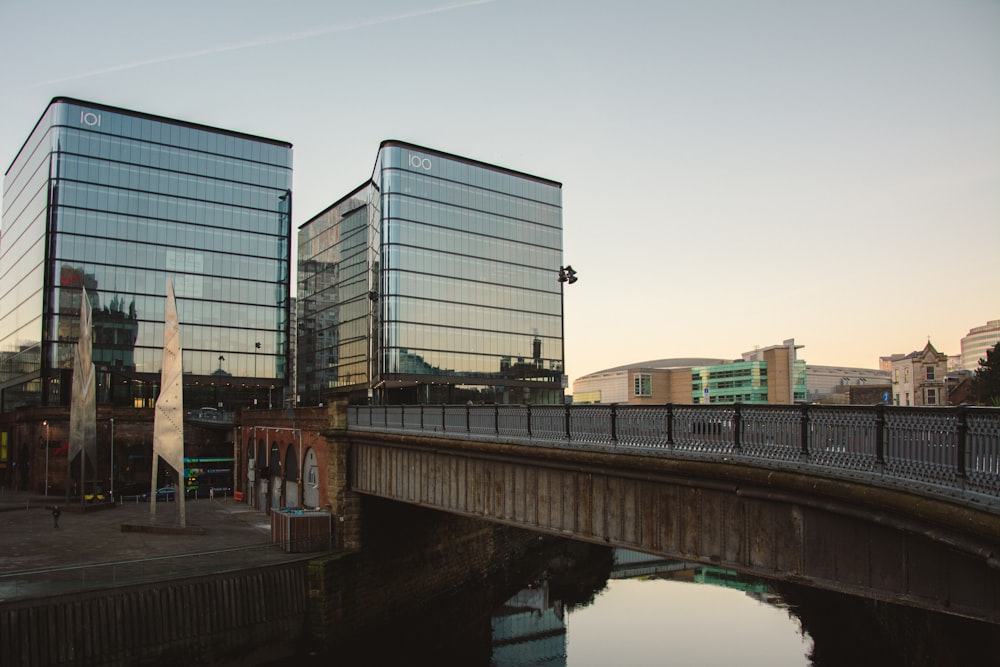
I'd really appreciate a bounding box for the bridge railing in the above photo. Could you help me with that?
[348,403,1000,509]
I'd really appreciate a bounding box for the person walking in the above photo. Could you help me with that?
[52,505,61,528]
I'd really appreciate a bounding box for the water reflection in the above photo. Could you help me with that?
[490,549,811,667]
[492,583,566,666]
[487,547,998,667]
[276,536,997,666]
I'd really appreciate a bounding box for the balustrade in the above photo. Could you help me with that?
[347,403,1000,510]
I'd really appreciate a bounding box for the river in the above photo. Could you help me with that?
[490,547,998,667]
[282,539,996,667]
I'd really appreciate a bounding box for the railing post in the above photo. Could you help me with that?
[526,405,532,438]
[565,404,571,440]
[610,404,618,445]
[494,403,500,435]
[420,404,425,431]
[466,402,471,433]
[799,403,810,460]
[666,403,674,447]
[733,403,742,453]
[956,404,968,481]
[441,404,447,432]
[875,404,886,469]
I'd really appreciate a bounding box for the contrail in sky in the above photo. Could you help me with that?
[32,0,496,87]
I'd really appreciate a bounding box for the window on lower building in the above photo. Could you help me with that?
[634,373,652,397]
[926,388,937,405]
[926,365,936,380]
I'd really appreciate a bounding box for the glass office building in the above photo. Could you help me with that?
[692,359,807,404]
[0,98,292,413]
[961,320,1000,372]
[298,140,564,405]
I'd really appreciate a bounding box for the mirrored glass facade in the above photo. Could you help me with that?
[0,98,292,412]
[298,141,564,405]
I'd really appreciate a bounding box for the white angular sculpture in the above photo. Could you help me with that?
[151,279,186,526]
[68,286,96,500]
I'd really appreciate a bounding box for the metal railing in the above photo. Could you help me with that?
[348,403,1000,510]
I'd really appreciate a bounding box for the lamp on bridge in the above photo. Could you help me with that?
[558,266,578,400]
[558,265,578,285]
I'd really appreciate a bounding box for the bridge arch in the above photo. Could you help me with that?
[349,431,1000,623]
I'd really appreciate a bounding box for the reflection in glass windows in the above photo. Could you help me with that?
[0,98,292,413]
[298,141,565,407]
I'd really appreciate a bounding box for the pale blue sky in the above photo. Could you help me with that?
[2,0,998,383]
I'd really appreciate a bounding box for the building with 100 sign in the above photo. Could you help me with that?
[297,140,566,406]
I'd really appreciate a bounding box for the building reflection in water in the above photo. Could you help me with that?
[488,548,998,667]
[488,548,806,667]
[262,533,995,666]
[491,581,566,667]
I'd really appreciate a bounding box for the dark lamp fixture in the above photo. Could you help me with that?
[558,265,578,284]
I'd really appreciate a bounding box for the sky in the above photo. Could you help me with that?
[566,579,810,665]
[1,0,998,385]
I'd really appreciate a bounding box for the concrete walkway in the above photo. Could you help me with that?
[0,491,304,601]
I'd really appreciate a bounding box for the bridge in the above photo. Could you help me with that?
[335,402,1000,623]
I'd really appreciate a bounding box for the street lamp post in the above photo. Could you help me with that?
[217,355,225,408]
[109,417,115,500]
[368,289,379,406]
[43,421,50,497]
[557,266,578,402]
[255,341,261,407]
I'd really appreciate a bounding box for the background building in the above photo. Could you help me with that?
[298,140,565,406]
[572,340,893,405]
[961,320,1000,372]
[890,342,949,406]
[804,365,892,404]
[693,340,806,404]
[573,359,727,405]
[0,98,293,414]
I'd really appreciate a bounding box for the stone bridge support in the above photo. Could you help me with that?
[320,400,362,551]
[347,428,1000,624]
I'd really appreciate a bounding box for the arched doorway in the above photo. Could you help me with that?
[283,445,299,508]
[245,440,254,505]
[268,444,281,511]
[302,447,320,508]
[256,439,268,510]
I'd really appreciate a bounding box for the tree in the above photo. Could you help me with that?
[970,342,1000,406]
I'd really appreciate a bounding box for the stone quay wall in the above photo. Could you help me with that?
[0,562,308,667]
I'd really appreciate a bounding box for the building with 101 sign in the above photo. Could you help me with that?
[0,97,293,414]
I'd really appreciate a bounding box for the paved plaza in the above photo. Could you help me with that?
[0,491,302,600]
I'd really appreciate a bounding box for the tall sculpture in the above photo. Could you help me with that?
[68,286,96,501]
[151,279,186,526]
